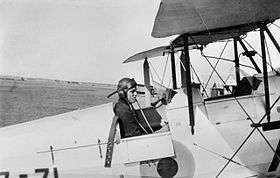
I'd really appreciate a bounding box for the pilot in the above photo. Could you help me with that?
[112,78,146,138]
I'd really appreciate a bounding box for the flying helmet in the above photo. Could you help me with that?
[107,78,137,98]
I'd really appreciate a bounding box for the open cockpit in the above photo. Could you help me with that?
[205,76,263,101]
[105,82,177,167]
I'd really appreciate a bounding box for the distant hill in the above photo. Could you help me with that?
[0,76,117,127]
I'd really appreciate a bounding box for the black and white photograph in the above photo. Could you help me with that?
[1,0,280,177]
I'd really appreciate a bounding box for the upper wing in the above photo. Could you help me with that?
[123,45,197,63]
[123,46,171,63]
[171,24,254,46]
[152,0,280,39]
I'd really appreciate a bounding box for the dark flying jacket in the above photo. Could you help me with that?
[113,98,143,138]
[105,99,143,168]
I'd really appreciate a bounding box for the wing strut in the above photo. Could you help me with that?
[263,25,280,55]
[170,45,177,89]
[233,37,240,85]
[183,34,195,135]
[143,58,151,88]
[260,23,271,122]
[237,37,262,73]
[268,139,280,172]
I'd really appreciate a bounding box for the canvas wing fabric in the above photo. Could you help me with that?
[152,0,280,39]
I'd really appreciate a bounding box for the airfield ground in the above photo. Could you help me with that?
[0,76,116,127]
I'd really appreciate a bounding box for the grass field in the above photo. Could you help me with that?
[0,76,116,127]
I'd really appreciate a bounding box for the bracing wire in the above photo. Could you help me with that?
[189,36,280,177]
[147,54,171,87]
[179,56,186,71]
[148,60,157,86]
[223,66,235,84]
[265,36,274,71]
[148,60,162,83]
[176,50,209,97]
[203,55,256,70]
[177,51,210,96]
[204,40,229,89]
[149,63,154,83]
[243,38,262,58]
[175,51,183,87]
[161,53,170,85]
[193,143,265,176]
[166,52,183,89]
[190,64,209,98]
[202,51,280,178]
[216,95,280,177]
[272,22,280,30]
[190,0,211,36]
[174,52,183,86]
[135,99,154,133]
[243,38,276,71]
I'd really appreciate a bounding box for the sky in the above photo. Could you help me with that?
[0,0,280,86]
[0,0,172,84]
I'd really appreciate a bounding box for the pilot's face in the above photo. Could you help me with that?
[126,87,137,103]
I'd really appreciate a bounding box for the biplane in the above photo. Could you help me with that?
[1,0,280,177]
